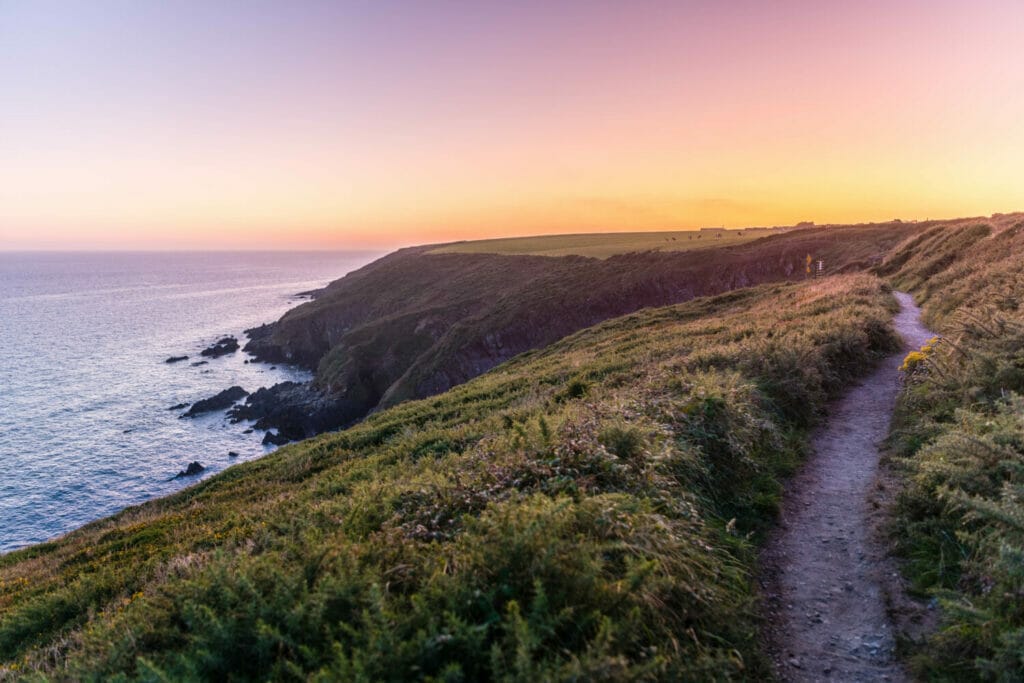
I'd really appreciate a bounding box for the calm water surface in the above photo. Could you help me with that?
[0,251,379,552]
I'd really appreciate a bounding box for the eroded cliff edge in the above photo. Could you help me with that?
[237,223,916,440]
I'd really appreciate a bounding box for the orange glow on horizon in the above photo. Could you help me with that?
[2,2,1023,250]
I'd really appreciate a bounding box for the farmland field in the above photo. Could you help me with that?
[429,228,786,259]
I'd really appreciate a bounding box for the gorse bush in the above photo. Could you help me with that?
[0,275,897,680]
[597,424,644,460]
[895,397,1024,681]
[882,215,1024,680]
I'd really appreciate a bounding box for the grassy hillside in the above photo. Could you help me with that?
[0,275,898,680]
[428,228,785,259]
[243,222,916,439]
[876,212,1024,679]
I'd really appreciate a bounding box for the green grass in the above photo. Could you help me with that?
[0,274,898,680]
[877,213,1024,680]
[428,228,785,259]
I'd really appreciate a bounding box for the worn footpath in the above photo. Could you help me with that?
[762,292,933,681]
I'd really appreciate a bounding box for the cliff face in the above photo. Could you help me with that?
[243,223,918,434]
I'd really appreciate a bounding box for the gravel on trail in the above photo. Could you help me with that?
[761,291,934,682]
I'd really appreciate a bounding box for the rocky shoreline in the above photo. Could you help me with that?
[226,381,341,441]
[164,326,331,447]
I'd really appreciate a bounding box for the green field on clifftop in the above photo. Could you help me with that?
[429,228,785,259]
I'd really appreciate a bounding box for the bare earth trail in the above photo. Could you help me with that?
[762,292,934,681]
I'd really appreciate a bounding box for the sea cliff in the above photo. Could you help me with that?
[236,223,915,439]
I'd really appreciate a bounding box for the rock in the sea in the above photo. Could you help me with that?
[262,431,291,446]
[200,336,240,358]
[174,461,205,478]
[227,451,239,457]
[228,381,341,440]
[191,360,208,367]
[168,402,190,411]
[165,355,189,363]
[181,386,249,418]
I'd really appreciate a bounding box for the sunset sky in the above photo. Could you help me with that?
[2,1,1023,250]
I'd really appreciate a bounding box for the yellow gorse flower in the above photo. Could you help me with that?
[901,337,941,373]
[901,350,927,373]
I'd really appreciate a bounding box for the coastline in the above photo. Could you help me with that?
[0,251,379,552]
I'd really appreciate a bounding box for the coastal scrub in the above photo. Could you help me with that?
[0,275,897,680]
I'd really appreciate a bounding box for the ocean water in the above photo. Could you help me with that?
[0,251,379,552]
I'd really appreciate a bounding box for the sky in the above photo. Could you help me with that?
[2,0,1023,250]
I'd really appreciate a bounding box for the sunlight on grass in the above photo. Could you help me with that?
[0,275,897,679]
[429,228,785,259]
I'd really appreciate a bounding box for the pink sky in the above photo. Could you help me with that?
[2,1,1023,250]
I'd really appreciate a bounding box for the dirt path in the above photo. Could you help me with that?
[761,292,933,681]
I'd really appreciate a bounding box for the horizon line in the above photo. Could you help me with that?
[2,210,1020,253]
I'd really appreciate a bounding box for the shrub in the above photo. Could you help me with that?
[597,424,644,460]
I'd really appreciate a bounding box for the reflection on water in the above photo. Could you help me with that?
[0,250,379,552]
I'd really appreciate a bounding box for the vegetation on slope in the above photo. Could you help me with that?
[427,228,783,259]
[0,275,897,681]
[878,213,1024,679]
[244,223,916,438]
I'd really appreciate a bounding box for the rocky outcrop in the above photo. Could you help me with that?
[181,386,248,418]
[173,461,205,478]
[242,324,288,364]
[228,382,343,440]
[201,336,239,358]
[165,355,189,363]
[262,431,291,446]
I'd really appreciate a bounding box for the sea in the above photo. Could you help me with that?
[0,250,380,553]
